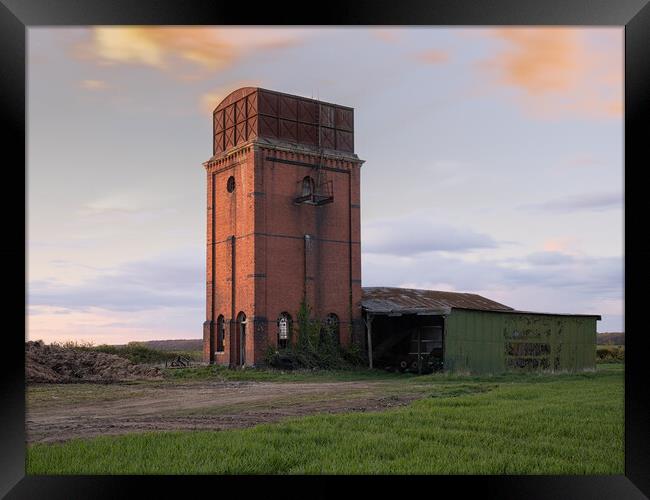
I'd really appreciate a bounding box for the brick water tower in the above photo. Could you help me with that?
[202,88,364,367]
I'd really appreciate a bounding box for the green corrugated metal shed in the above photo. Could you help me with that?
[444,308,599,374]
[361,287,600,374]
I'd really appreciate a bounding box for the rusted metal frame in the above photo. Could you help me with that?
[263,89,353,113]
[213,108,225,155]
[214,87,258,112]
[244,95,249,142]
[259,88,354,112]
[314,180,334,205]
[258,112,321,128]
[293,181,333,206]
[288,102,333,206]
[226,96,248,148]
[294,194,312,205]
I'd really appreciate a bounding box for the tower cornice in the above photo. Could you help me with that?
[203,138,365,171]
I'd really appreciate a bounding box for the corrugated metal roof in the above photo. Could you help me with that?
[361,287,514,315]
[483,308,602,319]
[361,287,601,319]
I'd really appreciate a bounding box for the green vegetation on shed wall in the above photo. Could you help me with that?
[444,310,597,374]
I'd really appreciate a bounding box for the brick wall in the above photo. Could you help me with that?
[204,89,363,366]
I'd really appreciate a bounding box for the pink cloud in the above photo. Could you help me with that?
[542,237,580,255]
[478,28,622,120]
[200,80,262,115]
[414,49,449,64]
[74,27,306,79]
[79,79,110,90]
[371,29,402,43]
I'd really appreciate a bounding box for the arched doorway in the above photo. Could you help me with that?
[237,312,247,366]
[216,315,225,353]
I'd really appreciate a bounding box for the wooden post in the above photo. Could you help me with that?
[442,316,447,372]
[417,328,421,375]
[366,314,374,369]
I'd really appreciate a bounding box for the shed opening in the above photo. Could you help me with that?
[367,313,445,374]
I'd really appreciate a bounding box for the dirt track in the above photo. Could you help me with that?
[26,379,428,444]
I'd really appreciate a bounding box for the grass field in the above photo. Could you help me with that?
[162,364,419,382]
[48,340,203,364]
[26,364,623,475]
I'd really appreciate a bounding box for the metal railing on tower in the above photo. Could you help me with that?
[293,101,334,206]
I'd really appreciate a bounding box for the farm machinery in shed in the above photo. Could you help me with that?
[381,326,444,374]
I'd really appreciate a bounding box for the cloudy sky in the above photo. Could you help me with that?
[27,27,623,344]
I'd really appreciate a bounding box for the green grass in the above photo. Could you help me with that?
[162,364,415,382]
[162,362,615,384]
[46,341,202,365]
[93,343,203,364]
[27,365,623,475]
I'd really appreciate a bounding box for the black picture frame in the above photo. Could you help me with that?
[2,1,648,498]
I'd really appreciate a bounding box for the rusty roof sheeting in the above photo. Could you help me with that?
[361,287,601,319]
[361,287,514,314]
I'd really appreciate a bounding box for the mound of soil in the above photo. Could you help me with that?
[26,341,163,384]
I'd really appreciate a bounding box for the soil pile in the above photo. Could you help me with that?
[26,341,163,383]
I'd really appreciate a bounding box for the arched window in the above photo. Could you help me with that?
[227,176,235,193]
[237,312,247,366]
[301,176,315,197]
[216,315,225,352]
[277,312,292,349]
[324,313,340,345]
